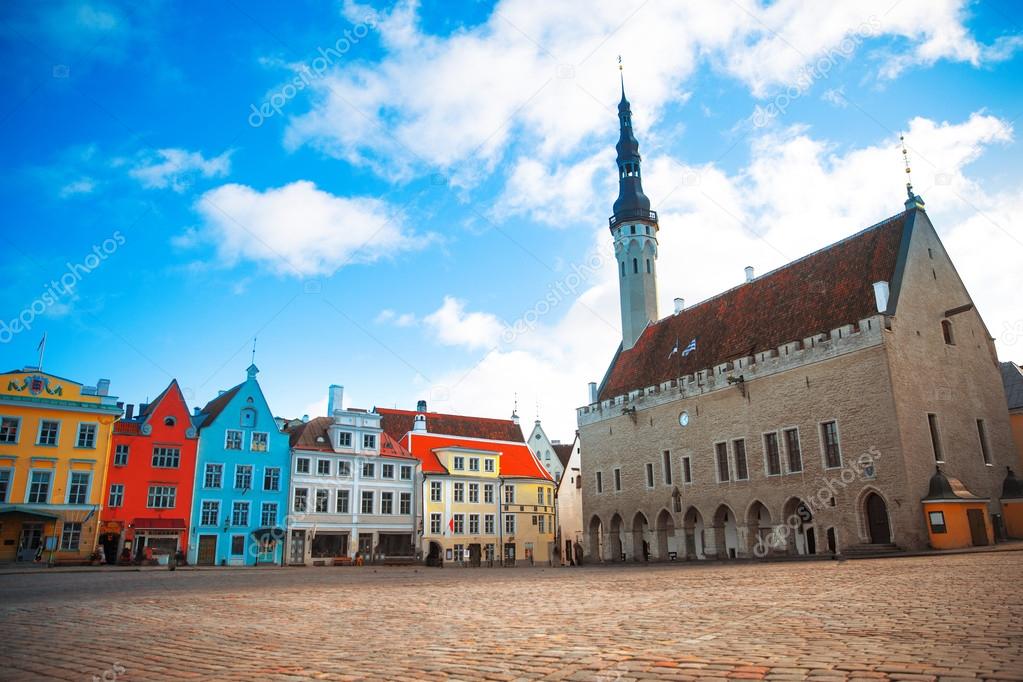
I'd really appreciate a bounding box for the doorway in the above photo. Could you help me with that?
[290,530,307,564]
[865,493,891,544]
[358,533,374,560]
[468,543,481,567]
[101,533,120,564]
[967,508,989,546]
[196,535,217,565]
[503,542,516,566]
[18,523,43,562]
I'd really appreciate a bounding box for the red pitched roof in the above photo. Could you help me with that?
[599,212,907,401]
[378,407,524,443]
[286,415,415,460]
[113,421,141,435]
[404,432,553,480]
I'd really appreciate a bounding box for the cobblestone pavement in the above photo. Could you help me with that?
[0,552,1021,681]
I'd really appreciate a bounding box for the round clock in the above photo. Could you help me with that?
[678,411,690,427]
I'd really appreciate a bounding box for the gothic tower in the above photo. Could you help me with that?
[611,78,659,351]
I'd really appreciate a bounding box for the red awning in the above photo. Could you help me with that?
[132,518,186,530]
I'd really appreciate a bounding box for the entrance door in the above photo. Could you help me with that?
[468,543,481,567]
[865,493,891,544]
[503,543,516,566]
[805,528,816,555]
[967,508,989,546]
[18,523,43,562]
[289,530,306,564]
[358,533,373,561]
[196,535,217,566]
[101,533,120,564]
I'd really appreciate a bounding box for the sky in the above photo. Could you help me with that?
[1,0,1021,440]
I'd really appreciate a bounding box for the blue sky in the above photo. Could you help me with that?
[1,0,1021,438]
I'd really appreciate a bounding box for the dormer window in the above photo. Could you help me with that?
[338,431,352,448]
[164,416,176,427]
[941,319,954,345]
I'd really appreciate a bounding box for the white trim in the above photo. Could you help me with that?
[0,414,22,445]
[35,418,61,447]
[74,421,99,449]
[64,469,92,505]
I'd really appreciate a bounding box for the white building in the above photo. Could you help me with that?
[555,434,584,565]
[284,385,419,565]
[525,419,571,482]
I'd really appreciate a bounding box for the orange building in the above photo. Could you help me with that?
[99,380,197,564]
[1001,362,1023,468]
[1001,467,1023,539]
[921,468,992,550]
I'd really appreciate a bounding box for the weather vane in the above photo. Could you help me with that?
[251,336,257,364]
[618,54,623,71]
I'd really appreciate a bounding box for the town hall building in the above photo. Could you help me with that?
[577,81,1020,561]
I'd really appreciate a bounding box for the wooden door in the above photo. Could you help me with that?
[196,535,217,565]
[866,494,891,544]
[967,508,989,546]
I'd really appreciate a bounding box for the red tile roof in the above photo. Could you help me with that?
[286,415,415,459]
[378,407,524,443]
[196,384,242,429]
[113,421,141,435]
[599,212,907,401]
[404,432,553,481]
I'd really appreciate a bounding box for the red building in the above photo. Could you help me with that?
[99,380,198,564]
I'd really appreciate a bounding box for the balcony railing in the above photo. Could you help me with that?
[609,208,658,227]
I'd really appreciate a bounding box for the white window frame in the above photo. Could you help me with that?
[224,429,243,451]
[260,502,278,527]
[430,513,442,535]
[315,488,329,513]
[263,466,281,491]
[362,433,377,450]
[36,419,61,447]
[380,491,394,514]
[200,499,220,526]
[204,462,224,488]
[484,458,495,473]
[316,459,331,476]
[75,422,98,449]
[234,464,253,490]
[381,463,395,479]
[151,446,181,469]
[107,483,124,507]
[484,483,494,504]
[65,471,91,504]
[26,468,53,504]
[337,460,352,477]
[295,457,311,474]
[361,490,374,514]
[250,431,269,452]
[337,431,353,448]
[399,464,412,480]
[430,480,442,502]
[453,482,465,503]
[231,500,251,526]
[336,489,350,514]
[0,415,21,444]
[146,485,176,509]
[484,513,496,535]
[113,444,129,466]
[362,462,375,479]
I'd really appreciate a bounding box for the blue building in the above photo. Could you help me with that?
[188,364,289,565]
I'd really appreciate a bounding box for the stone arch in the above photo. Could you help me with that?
[856,487,894,545]
[682,506,705,559]
[654,508,676,560]
[782,497,816,555]
[711,504,739,559]
[745,500,774,558]
[631,511,650,561]
[587,515,604,562]
[608,513,624,562]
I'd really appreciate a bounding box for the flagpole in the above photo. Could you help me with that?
[37,333,46,372]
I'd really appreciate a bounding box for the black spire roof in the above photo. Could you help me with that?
[611,77,655,227]
[922,466,986,502]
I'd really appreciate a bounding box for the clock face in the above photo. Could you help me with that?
[679,411,690,427]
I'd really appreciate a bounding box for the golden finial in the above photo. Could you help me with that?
[900,134,914,199]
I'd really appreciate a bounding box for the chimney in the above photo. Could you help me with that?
[138,403,148,416]
[125,404,135,420]
[327,384,344,416]
[416,399,427,413]
[873,281,890,314]
[587,382,598,404]
[673,297,685,314]
[302,414,309,423]
[744,266,754,283]
[193,407,200,416]
[97,379,110,396]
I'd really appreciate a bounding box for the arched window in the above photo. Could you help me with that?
[163,416,176,427]
[632,258,638,274]
[941,319,954,345]
[630,225,636,235]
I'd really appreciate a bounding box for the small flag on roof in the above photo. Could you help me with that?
[668,337,680,358]
[682,338,697,356]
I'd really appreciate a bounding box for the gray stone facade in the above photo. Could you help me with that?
[579,205,1017,560]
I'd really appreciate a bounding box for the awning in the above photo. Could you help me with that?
[251,527,285,539]
[0,505,60,520]
[132,518,186,530]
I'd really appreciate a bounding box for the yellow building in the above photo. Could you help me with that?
[0,368,120,563]
[379,406,557,566]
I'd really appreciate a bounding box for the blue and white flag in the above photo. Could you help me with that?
[682,338,697,356]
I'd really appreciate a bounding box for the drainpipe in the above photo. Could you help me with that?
[497,476,504,567]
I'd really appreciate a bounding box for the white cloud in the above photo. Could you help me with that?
[130,148,232,192]
[423,296,506,350]
[376,309,417,327]
[195,180,426,277]
[284,0,1005,185]
[58,177,96,198]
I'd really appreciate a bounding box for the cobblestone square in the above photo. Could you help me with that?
[1,551,1021,681]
